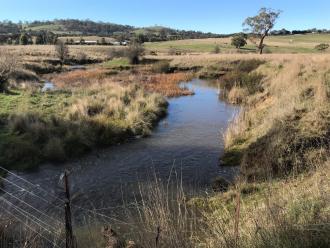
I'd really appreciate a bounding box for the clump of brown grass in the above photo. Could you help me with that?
[142,72,194,97]
[50,68,109,88]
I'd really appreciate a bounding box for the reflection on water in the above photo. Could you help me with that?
[41,81,55,92]
[5,79,239,213]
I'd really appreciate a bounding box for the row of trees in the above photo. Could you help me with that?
[0,19,226,43]
[3,31,58,45]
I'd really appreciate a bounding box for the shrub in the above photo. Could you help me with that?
[125,42,144,64]
[220,60,265,96]
[55,40,69,67]
[236,59,265,73]
[231,35,247,49]
[0,49,17,92]
[151,61,171,73]
[76,52,88,63]
[19,33,29,45]
[213,45,221,54]
[315,43,329,51]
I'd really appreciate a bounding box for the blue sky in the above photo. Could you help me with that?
[1,0,330,33]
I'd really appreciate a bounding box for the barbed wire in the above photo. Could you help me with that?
[0,187,63,227]
[0,197,62,236]
[0,205,62,248]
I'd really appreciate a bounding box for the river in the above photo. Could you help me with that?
[3,79,239,219]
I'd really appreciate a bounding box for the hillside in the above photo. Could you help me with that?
[0,19,223,41]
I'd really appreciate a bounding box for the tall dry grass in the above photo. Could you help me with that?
[141,72,194,97]
[198,161,330,248]
[222,54,330,179]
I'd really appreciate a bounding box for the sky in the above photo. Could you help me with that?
[1,0,330,33]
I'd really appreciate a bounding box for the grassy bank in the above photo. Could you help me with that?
[0,80,167,169]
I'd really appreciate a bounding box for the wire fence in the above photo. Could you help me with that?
[0,166,155,247]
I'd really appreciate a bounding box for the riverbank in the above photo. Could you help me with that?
[0,80,167,170]
[190,54,330,247]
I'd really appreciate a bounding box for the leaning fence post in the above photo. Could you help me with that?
[64,170,75,248]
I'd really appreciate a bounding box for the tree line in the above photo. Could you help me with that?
[0,19,228,45]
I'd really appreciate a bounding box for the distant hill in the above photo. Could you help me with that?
[0,19,226,42]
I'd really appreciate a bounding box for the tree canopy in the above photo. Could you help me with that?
[243,8,281,54]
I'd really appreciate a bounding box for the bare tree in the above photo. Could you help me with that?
[0,49,17,92]
[55,40,69,68]
[243,8,281,54]
[125,42,145,64]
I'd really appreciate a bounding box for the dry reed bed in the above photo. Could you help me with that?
[49,68,194,97]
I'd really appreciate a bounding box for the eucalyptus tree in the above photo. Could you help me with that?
[243,8,281,54]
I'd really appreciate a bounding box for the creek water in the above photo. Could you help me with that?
[3,79,239,218]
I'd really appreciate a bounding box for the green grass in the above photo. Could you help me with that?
[103,58,131,68]
[0,84,167,170]
[267,33,330,43]
[145,34,330,53]
[146,41,232,52]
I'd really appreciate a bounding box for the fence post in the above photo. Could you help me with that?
[155,225,161,247]
[234,180,241,248]
[64,170,74,248]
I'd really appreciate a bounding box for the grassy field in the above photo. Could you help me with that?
[145,33,330,53]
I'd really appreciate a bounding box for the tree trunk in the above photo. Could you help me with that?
[258,34,266,54]
[258,30,269,54]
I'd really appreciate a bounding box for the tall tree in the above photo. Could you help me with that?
[243,8,281,54]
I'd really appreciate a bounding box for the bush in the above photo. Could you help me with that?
[231,35,247,49]
[55,40,69,67]
[315,43,329,51]
[0,50,17,91]
[125,42,144,64]
[151,61,171,73]
[76,52,88,63]
[213,45,221,54]
[236,59,265,73]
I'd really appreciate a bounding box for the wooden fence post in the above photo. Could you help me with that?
[234,180,241,248]
[64,170,74,248]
